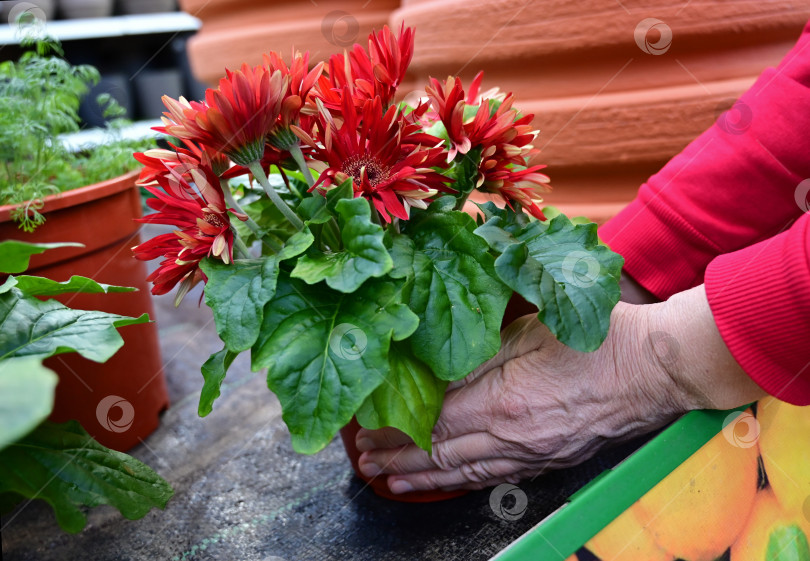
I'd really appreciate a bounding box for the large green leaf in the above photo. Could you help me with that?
[398,198,511,381]
[0,241,83,274]
[198,347,237,417]
[767,525,810,561]
[200,257,281,353]
[475,207,623,352]
[0,420,173,533]
[1,275,136,296]
[0,287,149,361]
[251,273,418,454]
[0,357,57,450]
[292,197,392,293]
[356,341,448,452]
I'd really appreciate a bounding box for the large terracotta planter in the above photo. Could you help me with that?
[0,172,169,452]
[179,0,400,85]
[392,1,810,224]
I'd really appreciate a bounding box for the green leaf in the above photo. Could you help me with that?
[200,257,280,353]
[0,420,173,533]
[298,195,331,225]
[292,197,393,293]
[251,273,418,454]
[473,202,531,252]
[0,287,149,361]
[356,341,448,452]
[766,524,810,561]
[399,202,511,381]
[278,227,315,261]
[198,347,238,417]
[0,241,83,274]
[7,275,136,297]
[325,178,354,213]
[477,213,623,352]
[452,147,483,200]
[0,357,57,450]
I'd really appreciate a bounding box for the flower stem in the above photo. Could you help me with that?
[248,161,304,231]
[232,235,251,259]
[277,166,303,200]
[453,190,474,212]
[289,143,315,188]
[220,180,283,253]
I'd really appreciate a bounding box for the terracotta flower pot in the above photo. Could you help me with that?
[340,293,536,502]
[392,0,810,224]
[340,417,468,502]
[0,172,169,452]
[178,0,400,85]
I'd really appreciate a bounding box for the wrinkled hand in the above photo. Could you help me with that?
[355,302,694,493]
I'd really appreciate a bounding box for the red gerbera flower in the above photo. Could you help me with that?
[424,72,550,219]
[263,51,324,130]
[134,139,232,186]
[133,162,246,304]
[294,91,452,222]
[314,24,414,112]
[478,154,550,221]
[159,64,288,166]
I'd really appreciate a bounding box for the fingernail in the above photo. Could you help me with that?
[359,462,380,477]
[356,437,374,452]
[389,479,414,494]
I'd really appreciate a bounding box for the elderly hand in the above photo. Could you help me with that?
[355,285,765,493]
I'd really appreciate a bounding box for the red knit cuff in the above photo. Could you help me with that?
[600,196,719,300]
[705,217,810,405]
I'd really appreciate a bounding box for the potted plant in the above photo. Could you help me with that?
[0,240,173,532]
[0,33,169,451]
[132,24,623,500]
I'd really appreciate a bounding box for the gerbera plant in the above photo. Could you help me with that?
[133,24,624,454]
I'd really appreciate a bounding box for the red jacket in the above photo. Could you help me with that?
[600,23,810,405]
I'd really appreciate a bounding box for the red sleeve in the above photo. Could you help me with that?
[599,22,810,300]
[705,212,810,405]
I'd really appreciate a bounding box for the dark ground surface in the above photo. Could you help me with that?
[1,225,655,561]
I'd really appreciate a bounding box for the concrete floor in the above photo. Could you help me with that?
[1,225,653,561]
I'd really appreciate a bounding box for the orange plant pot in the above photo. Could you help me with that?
[339,417,468,502]
[179,0,400,86]
[0,172,169,451]
[340,294,536,502]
